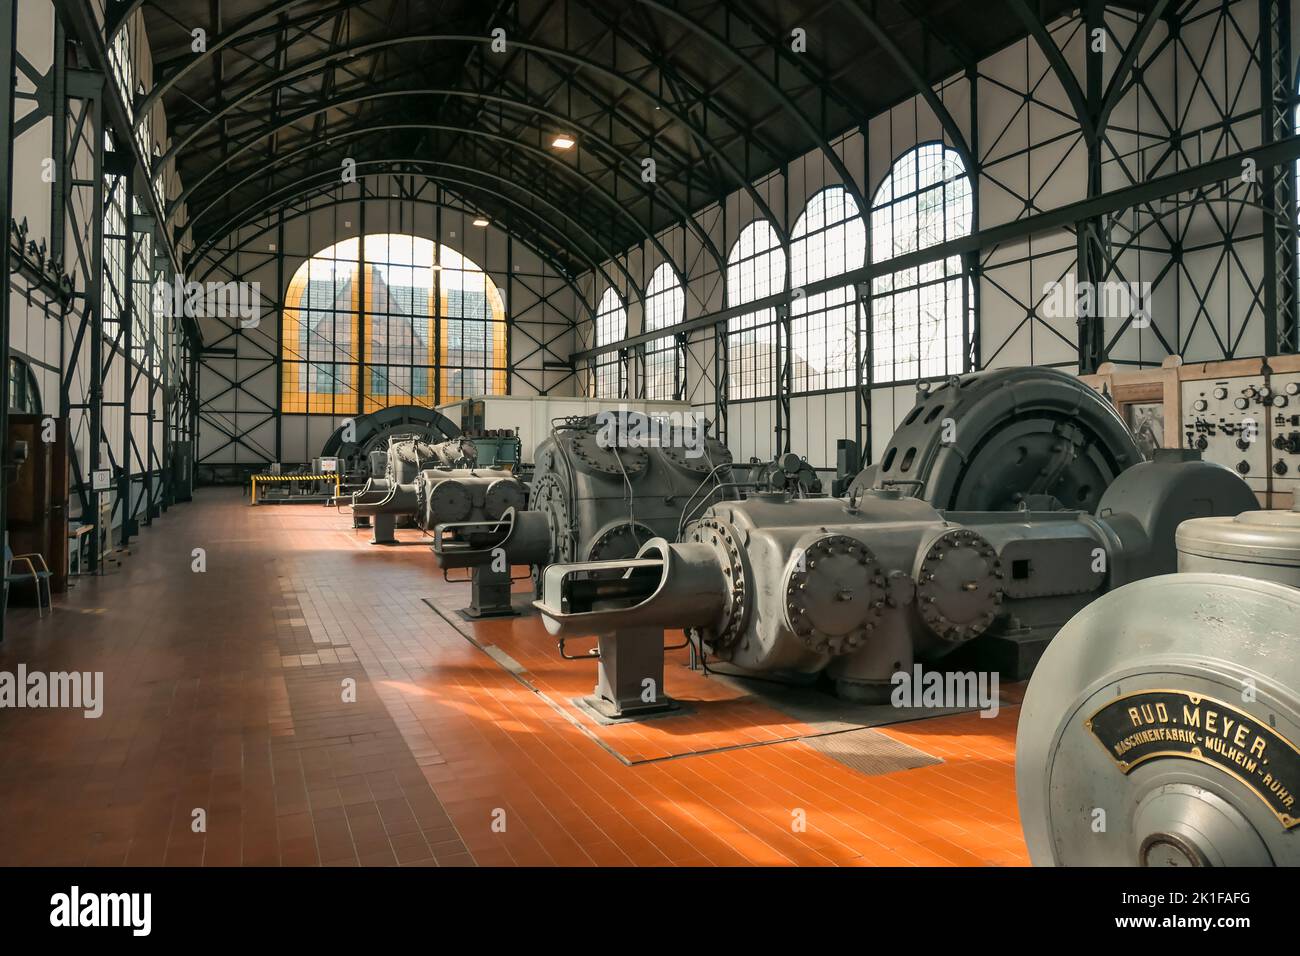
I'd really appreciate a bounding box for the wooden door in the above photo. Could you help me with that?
[6,414,69,593]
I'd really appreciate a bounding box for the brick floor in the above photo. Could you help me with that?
[0,488,1029,866]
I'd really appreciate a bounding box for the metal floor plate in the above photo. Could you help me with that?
[701,665,984,733]
[801,728,942,776]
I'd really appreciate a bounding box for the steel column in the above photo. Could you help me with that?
[0,0,17,639]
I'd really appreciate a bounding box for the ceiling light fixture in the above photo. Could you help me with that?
[551,134,576,150]
[472,217,489,227]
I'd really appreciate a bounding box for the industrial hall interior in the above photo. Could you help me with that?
[4,0,1300,878]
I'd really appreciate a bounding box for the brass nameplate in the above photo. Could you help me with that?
[1086,689,1300,829]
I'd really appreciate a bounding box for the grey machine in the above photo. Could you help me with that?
[350,437,524,548]
[1017,502,1300,866]
[431,411,738,620]
[733,453,824,496]
[321,404,462,492]
[350,435,477,504]
[532,367,1259,720]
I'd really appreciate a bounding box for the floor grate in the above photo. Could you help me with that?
[802,728,942,776]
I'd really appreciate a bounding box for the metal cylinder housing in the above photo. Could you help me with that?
[1017,506,1300,866]
[863,366,1141,511]
[418,469,526,528]
[524,413,735,571]
[1176,503,1300,587]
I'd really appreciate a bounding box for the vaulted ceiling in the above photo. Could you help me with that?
[129,0,1163,276]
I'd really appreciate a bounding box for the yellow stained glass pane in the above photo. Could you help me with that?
[283,233,508,414]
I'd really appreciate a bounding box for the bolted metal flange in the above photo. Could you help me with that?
[914,527,1003,642]
[783,534,887,656]
[686,516,749,650]
[662,439,733,476]
[569,431,650,478]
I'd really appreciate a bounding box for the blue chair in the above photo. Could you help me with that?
[4,538,52,618]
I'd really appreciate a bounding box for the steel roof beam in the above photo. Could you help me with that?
[157,34,783,239]
[835,0,977,174]
[1096,0,1175,134]
[185,120,685,283]
[634,0,868,213]
[1006,0,1098,147]
[137,0,371,123]
[192,158,641,302]
[194,185,596,325]
[171,85,740,268]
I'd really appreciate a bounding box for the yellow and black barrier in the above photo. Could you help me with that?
[249,472,341,505]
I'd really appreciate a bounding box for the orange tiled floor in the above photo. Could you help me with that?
[0,488,1029,866]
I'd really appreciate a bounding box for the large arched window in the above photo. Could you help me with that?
[790,187,866,392]
[643,263,684,400]
[726,220,785,400]
[280,233,506,413]
[870,143,972,382]
[593,287,627,398]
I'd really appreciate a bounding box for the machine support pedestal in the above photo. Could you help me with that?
[458,563,519,620]
[583,626,677,720]
[371,513,396,544]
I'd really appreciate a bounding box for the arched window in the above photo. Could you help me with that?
[643,263,684,400]
[726,220,785,400]
[7,355,42,415]
[870,143,972,382]
[280,233,507,413]
[790,187,866,392]
[593,287,627,398]
[102,133,127,346]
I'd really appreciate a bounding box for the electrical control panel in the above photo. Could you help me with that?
[1182,371,1300,502]
[1266,370,1300,500]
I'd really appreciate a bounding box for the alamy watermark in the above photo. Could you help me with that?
[891,664,999,719]
[50,886,150,936]
[594,406,707,458]
[0,665,103,718]
[1041,275,1152,328]
[154,276,261,328]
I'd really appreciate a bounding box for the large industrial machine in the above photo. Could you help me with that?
[321,404,463,491]
[248,405,465,504]
[529,367,1259,719]
[432,410,737,618]
[871,365,1143,511]
[732,453,824,496]
[437,395,695,468]
[349,436,522,545]
[1017,502,1300,866]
